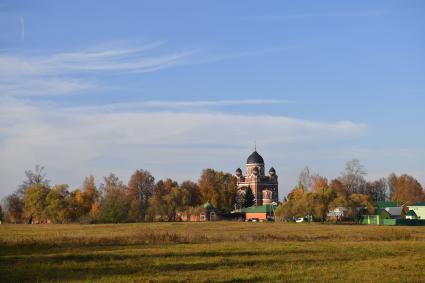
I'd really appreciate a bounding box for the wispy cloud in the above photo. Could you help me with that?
[0,42,193,97]
[187,46,298,65]
[67,99,291,112]
[0,42,296,97]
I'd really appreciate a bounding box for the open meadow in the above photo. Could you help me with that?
[1,222,425,282]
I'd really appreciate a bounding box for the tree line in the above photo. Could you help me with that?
[275,160,425,222]
[0,166,238,223]
[1,160,424,224]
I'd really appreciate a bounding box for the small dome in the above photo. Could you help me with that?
[203,201,213,210]
[235,168,242,176]
[247,151,264,164]
[269,167,276,176]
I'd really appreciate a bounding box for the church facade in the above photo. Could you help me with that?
[235,149,279,207]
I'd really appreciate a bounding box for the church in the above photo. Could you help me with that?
[235,148,279,207]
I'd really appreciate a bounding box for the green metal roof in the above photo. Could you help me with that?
[376,201,399,208]
[242,204,276,213]
[406,210,417,217]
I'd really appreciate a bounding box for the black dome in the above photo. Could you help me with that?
[235,168,242,176]
[247,151,264,164]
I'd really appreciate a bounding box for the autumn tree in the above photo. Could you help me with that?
[45,184,70,223]
[79,175,100,219]
[24,183,50,223]
[311,175,336,222]
[3,193,24,223]
[347,194,375,222]
[278,186,312,221]
[388,173,425,204]
[128,169,155,221]
[199,169,237,211]
[199,169,221,207]
[180,180,201,206]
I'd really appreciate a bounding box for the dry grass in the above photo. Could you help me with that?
[1,222,425,282]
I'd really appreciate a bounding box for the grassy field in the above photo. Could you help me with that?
[1,223,425,282]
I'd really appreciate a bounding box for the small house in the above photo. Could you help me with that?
[407,202,425,220]
[242,204,276,221]
[405,210,418,220]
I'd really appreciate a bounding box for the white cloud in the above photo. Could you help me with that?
[0,99,367,197]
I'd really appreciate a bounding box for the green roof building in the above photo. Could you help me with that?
[242,204,277,221]
[407,202,425,220]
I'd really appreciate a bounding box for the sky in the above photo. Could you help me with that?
[0,1,424,199]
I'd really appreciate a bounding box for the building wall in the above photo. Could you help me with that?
[246,212,267,220]
[407,206,425,219]
[236,171,278,206]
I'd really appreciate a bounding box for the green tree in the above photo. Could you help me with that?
[24,183,50,223]
[100,174,131,223]
[180,180,201,206]
[162,187,185,221]
[244,187,255,207]
[100,189,131,223]
[45,184,69,223]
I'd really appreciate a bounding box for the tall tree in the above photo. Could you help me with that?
[45,184,70,223]
[24,183,50,223]
[388,174,424,204]
[366,179,388,202]
[199,169,220,206]
[311,175,336,222]
[199,169,237,211]
[180,180,201,206]
[128,170,155,221]
[18,165,50,197]
[298,166,312,191]
[339,159,367,195]
[244,187,255,207]
[0,204,3,222]
[100,174,130,223]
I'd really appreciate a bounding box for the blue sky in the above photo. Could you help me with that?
[0,1,424,199]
